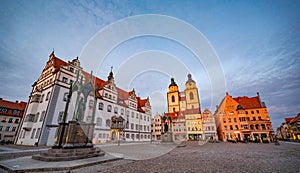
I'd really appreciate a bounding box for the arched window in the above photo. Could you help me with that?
[114,107,118,114]
[106,119,111,127]
[96,117,102,126]
[107,105,112,112]
[98,102,103,110]
[171,95,175,102]
[189,92,194,100]
[121,109,124,115]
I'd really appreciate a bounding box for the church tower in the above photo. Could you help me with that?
[167,78,180,113]
[185,74,201,112]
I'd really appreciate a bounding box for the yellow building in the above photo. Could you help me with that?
[166,74,203,141]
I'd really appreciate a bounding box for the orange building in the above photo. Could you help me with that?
[214,92,274,142]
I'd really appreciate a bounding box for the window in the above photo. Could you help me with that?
[1,117,6,122]
[253,117,256,121]
[70,80,74,84]
[69,67,74,72]
[251,111,254,114]
[25,114,35,122]
[89,100,94,108]
[235,125,239,130]
[13,110,21,115]
[245,111,248,114]
[189,92,194,100]
[62,77,67,83]
[98,102,103,110]
[22,131,26,138]
[136,124,139,130]
[131,123,134,130]
[114,107,118,114]
[230,125,233,130]
[58,111,64,123]
[8,118,13,123]
[136,113,138,119]
[0,108,8,113]
[0,126,2,131]
[31,128,36,139]
[12,127,16,132]
[40,111,46,122]
[256,110,259,113]
[63,92,68,101]
[223,118,226,123]
[234,118,237,122]
[107,105,112,112]
[34,112,39,123]
[106,119,111,127]
[46,92,50,101]
[96,117,102,126]
[121,109,124,115]
[5,126,10,131]
[171,95,175,102]
[258,116,262,120]
[14,119,19,123]
[40,94,44,103]
[35,128,41,139]
[228,118,231,123]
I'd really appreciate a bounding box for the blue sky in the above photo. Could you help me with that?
[0,0,299,129]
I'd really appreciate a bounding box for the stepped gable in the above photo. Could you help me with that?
[55,55,149,109]
[233,96,262,109]
[0,99,27,117]
[137,97,147,113]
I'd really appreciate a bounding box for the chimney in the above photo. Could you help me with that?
[16,100,19,103]
[0,98,2,100]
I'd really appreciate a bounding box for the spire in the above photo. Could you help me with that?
[49,50,55,60]
[107,66,114,81]
[186,73,195,84]
[169,77,178,87]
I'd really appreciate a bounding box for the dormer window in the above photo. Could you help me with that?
[69,67,74,72]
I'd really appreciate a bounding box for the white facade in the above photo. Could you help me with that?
[202,109,218,140]
[16,52,151,146]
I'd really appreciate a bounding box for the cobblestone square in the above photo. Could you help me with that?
[94,141,300,173]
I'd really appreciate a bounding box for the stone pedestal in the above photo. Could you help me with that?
[32,120,105,162]
[52,120,94,149]
[162,132,173,142]
[32,147,105,161]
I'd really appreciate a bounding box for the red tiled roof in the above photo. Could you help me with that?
[233,96,262,109]
[180,96,186,101]
[117,88,129,101]
[51,53,150,110]
[285,118,294,123]
[0,99,26,117]
[183,108,201,115]
[54,57,68,70]
[290,113,300,123]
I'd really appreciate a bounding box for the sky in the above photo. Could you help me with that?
[0,0,299,129]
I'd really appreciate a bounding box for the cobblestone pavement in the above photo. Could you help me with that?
[0,141,299,173]
[96,141,300,173]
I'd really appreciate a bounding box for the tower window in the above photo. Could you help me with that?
[171,95,175,102]
[189,92,194,100]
